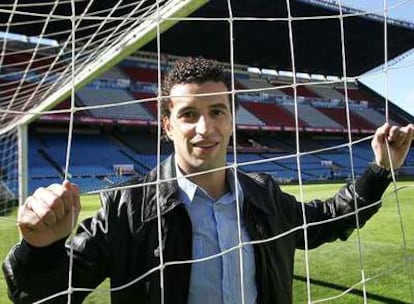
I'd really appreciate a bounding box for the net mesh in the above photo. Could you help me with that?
[0,0,413,303]
[0,128,18,216]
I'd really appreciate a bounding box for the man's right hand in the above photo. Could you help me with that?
[18,181,81,247]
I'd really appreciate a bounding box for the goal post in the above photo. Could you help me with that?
[17,124,28,206]
[0,0,207,136]
[0,0,413,303]
[0,128,18,215]
[0,0,207,211]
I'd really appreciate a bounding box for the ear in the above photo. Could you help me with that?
[162,116,173,140]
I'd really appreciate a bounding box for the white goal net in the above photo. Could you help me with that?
[0,0,413,303]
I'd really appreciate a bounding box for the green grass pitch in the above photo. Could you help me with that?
[1,182,413,303]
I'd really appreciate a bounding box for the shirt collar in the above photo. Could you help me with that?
[175,163,243,206]
[176,165,199,206]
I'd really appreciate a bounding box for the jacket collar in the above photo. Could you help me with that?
[237,172,274,215]
[142,154,180,222]
[142,155,274,222]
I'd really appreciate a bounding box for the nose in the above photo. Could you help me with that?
[195,115,211,136]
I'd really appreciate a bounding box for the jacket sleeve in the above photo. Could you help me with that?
[287,164,392,249]
[2,194,114,304]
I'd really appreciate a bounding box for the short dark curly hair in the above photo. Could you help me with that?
[161,56,238,117]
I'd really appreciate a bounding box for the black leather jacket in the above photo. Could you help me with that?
[3,156,391,304]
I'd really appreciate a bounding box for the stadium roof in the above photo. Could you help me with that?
[142,0,414,76]
[1,0,413,77]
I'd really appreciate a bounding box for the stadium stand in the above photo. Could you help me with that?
[0,79,19,98]
[6,50,409,193]
[236,104,266,126]
[2,51,57,73]
[121,66,160,83]
[259,152,318,181]
[0,78,38,100]
[76,87,154,121]
[353,107,400,127]
[316,107,376,130]
[277,83,321,99]
[241,101,304,127]
[337,87,375,104]
[101,66,129,80]
[227,153,284,173]
[308,84,345,101]
[238,78,287,96]
[27,131,153,192]
[282,103,342,129]
[133,93,158,117]
[252,135,294,153]
[29,135,61,178]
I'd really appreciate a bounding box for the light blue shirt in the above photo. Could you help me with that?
[176,167,257,304]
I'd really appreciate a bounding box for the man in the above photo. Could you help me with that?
[3,57,413,304]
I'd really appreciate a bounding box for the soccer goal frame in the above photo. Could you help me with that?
[0,0,207,209]
[0,1,413,303]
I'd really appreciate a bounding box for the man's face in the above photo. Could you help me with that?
[163,81,233,174]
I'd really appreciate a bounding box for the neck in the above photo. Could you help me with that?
[186,168,227,200]
[192,169,227,200]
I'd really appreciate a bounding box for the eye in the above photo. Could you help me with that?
[179,110,198,121]
[211,108,227,117]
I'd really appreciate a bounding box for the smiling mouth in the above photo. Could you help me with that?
[192,142,218,149]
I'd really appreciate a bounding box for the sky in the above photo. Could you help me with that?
[340,0,414,117]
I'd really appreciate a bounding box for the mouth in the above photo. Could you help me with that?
[192,141,218,150]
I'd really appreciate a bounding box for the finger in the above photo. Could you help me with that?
[48,183,72,216]
[397,128,409,145]
[73,186,81,215]
[64,181,81,214]
[373,122,390,144]
[63,180,79,194]
[35,184,68,220]
[387,125,411,147]
[19,196,50,231]
[404,123,414,141]
[30,188,58,228]
[47,181,78,214]
[386,126,400,144]
[401,124,414,149]
[45,184,70,219]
